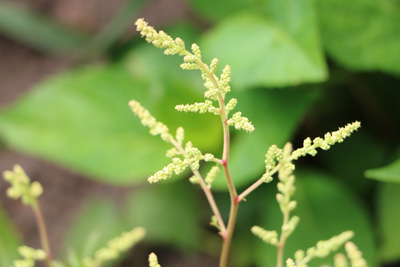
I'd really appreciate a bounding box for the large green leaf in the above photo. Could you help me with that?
[315,0,400,76]
[255,170,376,267]
[365,157,400,183]
[376,183,400,263]
[211,86,319,190]
[201,8,327,89]
[0,206,21,266]
[188,0,253,22]
[0,2,89,55]
[124,181,202,250]
[0,58,221,184]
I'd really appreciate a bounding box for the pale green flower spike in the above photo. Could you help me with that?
[135,19,185,56]
[227,112,255,133]
[83,227,146,267]
[345,242,368,267]
[334,253,349,267]
[129,100,170,142]
[175,100,220,115]
[148,252,162,267]
[3,165,43,206]
[205,166,220,188]
[11,246,46,267]
[176,127,185,145]
[251,226,278,246]
[293,231,354,267]
[291,122,361,160]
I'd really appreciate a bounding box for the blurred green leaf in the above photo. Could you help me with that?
[365,157,400,183]
[61,198,126,263]
[0,52,221,184]
[377,182,400,263]
[212,87,319,190]
[124,181,201,250]
[255,170,376,267]
[315,0,400,76]
[0,206,21,266]
[188,0,254,22]
[201,8,327,89]
[0,2,89,55]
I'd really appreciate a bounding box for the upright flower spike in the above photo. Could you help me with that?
[149,253,162,267]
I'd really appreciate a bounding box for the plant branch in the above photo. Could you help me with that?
[32,201,52,267]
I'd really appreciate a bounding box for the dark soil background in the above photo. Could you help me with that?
[0,0,218,266]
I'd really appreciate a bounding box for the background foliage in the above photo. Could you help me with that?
[0,0,399,266]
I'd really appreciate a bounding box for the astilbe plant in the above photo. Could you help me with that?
[3,165,146,267]
[133,18,366,267]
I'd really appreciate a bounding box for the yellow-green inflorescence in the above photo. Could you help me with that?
[82,227,146,267]
[11,246,46,267]
[3,165,43,206]
[148,252,162,267]
[344,241,368,267]
[291,231,354,267]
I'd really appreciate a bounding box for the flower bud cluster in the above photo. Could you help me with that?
[129,100,170,142]
[218,65,231,95]
[227,112,255,133]
[225,98,237,114]
[291,122,361,160]
[12,246,46,267]
[175,100,219,115]
[149,141,215,183]
[149,252,162,267]
[135,18,186,56]
[251,226,278,246]
[3,165,43,206]
[205,166,220,188]
[293,231,354,267]
[345,242,368,267]
[83,227,146,267]
[334,253,349,267]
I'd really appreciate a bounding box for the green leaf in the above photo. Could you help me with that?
[365,157,400,183]
[212,86,319,190]
[188,0,253,22]
[61,198,126,262]
[315,0,400,76]
[0,2,90,55]
[0,57,221,184]
[124,181,201,249]
[377,182,400,263]
[201,8,327,89]
[255,170,376,267]
[0,206,21,266]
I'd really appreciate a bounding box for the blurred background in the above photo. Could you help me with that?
[0,0,399,266]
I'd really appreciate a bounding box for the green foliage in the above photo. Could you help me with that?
[365,157,400,183]
[376,183,400,263]
[201,10,326,89]
[315,0,400,75]
[0,207,21,266]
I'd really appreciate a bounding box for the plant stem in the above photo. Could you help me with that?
[169,137,227,235]
[32,201,52,267]
[276,209,290,267]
